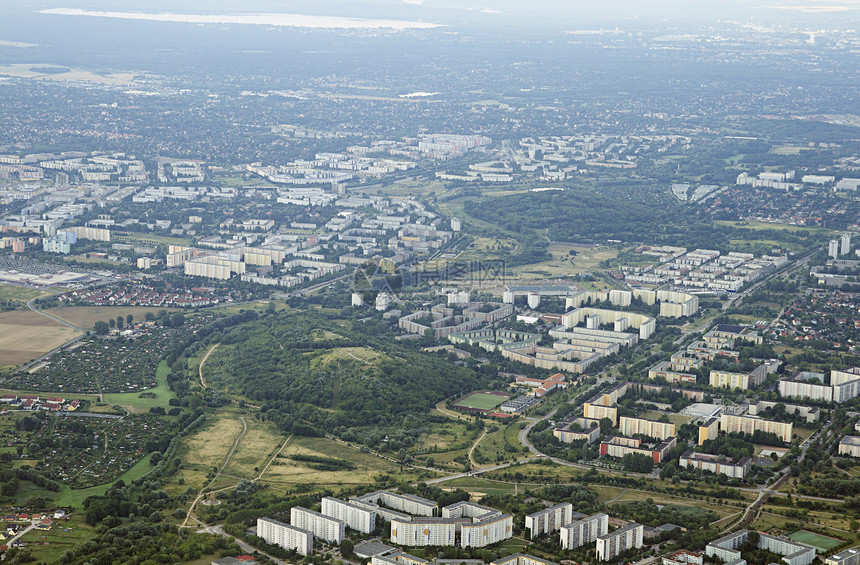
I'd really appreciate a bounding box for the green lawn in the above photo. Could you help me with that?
[453,392,510,411]
[102,360,176,413]
[50,455,155,509]
[788,530,845,553]
[0,283,55,304]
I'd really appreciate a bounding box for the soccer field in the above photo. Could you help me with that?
[453,391,510,411]
[788,530,844,553]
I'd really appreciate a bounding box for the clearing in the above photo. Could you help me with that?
[0,310,80,367]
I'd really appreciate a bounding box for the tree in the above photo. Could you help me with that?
[94,321,110,335]
[340,539,354,558]
[109,318,116,328]
[116,316,124,330]
[126,314,134,325]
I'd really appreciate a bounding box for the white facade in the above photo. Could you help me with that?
[560,513,609,550]
[321,496,376,534]
[597,522,643,561]
[257,517,313,556]
[525,502,574,539]
[390,519,456,546]
[461,514,513,548]
[290,506,345,544]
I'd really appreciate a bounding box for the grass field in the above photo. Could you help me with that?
[0,283,56,304]
[20,515,97,562]
[44,306,178,330]
[173,411,246,495]
[0,310,81,367]
[788,530,845,552]
[511,243,618,278]
[453,391,510,411]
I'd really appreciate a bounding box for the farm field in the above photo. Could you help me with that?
[788,530,845,553]
[453,391,510,411]
[44,305,179,329]
[0,309,81,367]
[0,283,56,304]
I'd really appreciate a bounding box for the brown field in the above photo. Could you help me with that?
[172,414,245,494]
[0,310,81,366]
[44,306,179,329]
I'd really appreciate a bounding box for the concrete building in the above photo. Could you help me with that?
[597,522,644,561]
[372,553,428,565]
[553,418,601,444]
[710,370,751,390]
[679,451,751,479]
[600,436,677,463]
[662,550,704,565]
[720,414,793,443]
[461,514,513,547]
[830,239,841,259]
[840,436,860,457]
[560,513,609,550]
[376,292,392,312]
[321,496,376,534]
[290,506,345,544]
[843,233,852,256]
[390,519,456,547]
[706,530,815,565]
[353,491,437,517]
[525,503,575,539]
[826,547,860,565]
[491,554,558,565]
[698,417,720,445]
[257,517,313,556]
[618,416,675,441]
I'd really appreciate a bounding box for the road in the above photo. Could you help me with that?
[26,298,85,331]
[198,524,288,565]
[198,343,220,389]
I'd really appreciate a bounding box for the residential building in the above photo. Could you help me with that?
[710,370,750,390]
[321,496,376,534]
[491,554,558,565]
[353,491,437,517]
[460,514,513,548]
[662,550,703,565]
[256,517,313,556]
[553,418,601,444]
[372,552,428,565]
[698,417,719,445]
[390,519,456,547]
[600,436,676,463]
[618,416,675,440]
[720,414,793,443]
[525,503,575,539]
[826,547,860,565]
[840,436,860,457]
[706,530,815,565]
[290,507,345,544]
[596,522,644,561]
[560,513,609,550]
[679,451,751,479]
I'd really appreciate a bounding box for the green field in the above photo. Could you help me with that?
[453,391,510,411]
[0,283,56,304]
[788,530,845,553]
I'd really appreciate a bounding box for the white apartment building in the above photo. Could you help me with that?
[390,519,456,547]
[827,547,860,565]
[461,514,513,548]
[840,436,860,458]
[257,517,313,556]
[560,513,609,550]
[525,502,574,539]
[290,506,345,544]
[321,496,376,534]
[597,522,644,561]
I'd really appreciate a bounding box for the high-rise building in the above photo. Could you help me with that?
[290,506,345,544]
[842,233,852,256]
[830,239,841,259]
[257,517,313,556]
[560,513,609,550]
[596,522,643,561]
[321,497,376,534]
[525,503,575,539]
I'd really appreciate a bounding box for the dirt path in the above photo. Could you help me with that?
[182,415,246,528]
[468,428,488,468]
[198,343,220,389]
[255,434,292,481]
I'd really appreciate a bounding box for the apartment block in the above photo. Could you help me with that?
[710,370,750,390]
[698,417,719,446]
[525,502,576,539]
[679,451,751,479]
[372,552,429,565]
[840,436,860,458]
[321,496,376,534]
[560,513,609,550]
[553,418,601,444]
[290,506,345,544]
[256,517,313,556]
[461,514,513,548]
[618,416,675,441]
[707,530,815,565]
[390,518,456,547]
[600,436,677,463]
[826,547,860,565]
[352,490,437,517]
[597,522,644,561]
[491,555,559,565]
[720,414,792,443]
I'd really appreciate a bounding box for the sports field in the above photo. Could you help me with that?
[453,391,510,411]
[788,530,844,553]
